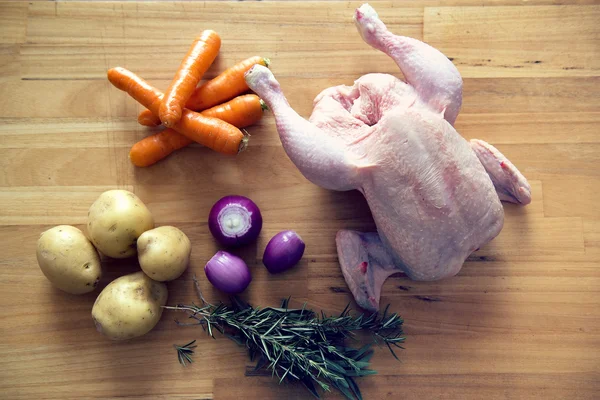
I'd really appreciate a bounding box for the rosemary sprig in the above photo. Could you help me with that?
[167,277,404,400]
[174,340,197,366]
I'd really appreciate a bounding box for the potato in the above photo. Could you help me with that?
[137,226,191,282]
[91,271,167,340]
[87,190,154,258]
[36,225,102,294]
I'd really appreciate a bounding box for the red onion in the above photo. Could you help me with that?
[208,195,263,247]
[204,251,251,294]
[262,230,305,274]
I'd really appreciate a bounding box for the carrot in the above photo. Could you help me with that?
[201,94,266,128]
[138,109,161,127]
[129,128,191,167]
[107,67,162,115]
[186,56,270,111]
[179,112,246,154]
[138,94,266,128]
[107,67,246,155]
[159,30,221,127]
[130,95,265,167]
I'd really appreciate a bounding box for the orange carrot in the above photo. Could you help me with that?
[159,30,221,127]
[107,67,162,115]
[138,109,161,127]
[129,128,191,167]
[130,95,265,167]
[186,56,270,111]
[201,94,266,128]
[139,93,266,128]
[107,67,245,155]
[177,109,246,155]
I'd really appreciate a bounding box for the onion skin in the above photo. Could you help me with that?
[208,195,263,247]
[263,231,305,274]
[205,251,252,294]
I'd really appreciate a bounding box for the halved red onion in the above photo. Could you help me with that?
[204,250,251,294]
[262,230,305,274]
[208,195,263,247]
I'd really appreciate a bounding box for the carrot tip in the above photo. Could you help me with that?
[161,113,179,127]
[238,130,250,153]
[263,57,271,68]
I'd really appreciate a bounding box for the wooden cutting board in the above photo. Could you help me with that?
[1,1,599,399]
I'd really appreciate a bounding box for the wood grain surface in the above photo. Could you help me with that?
[1,1,599,399]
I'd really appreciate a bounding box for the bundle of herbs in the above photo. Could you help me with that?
[167,277,405,400]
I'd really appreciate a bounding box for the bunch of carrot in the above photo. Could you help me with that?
[107,30,270,167]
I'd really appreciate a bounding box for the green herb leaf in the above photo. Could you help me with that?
[174,340,197,366]
[346,376,363,400]
[301,377,321,399]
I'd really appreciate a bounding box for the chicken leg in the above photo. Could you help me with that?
[245,66,370,191]
[354,3,463,125]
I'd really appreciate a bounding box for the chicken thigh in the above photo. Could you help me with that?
[245,3,531,311]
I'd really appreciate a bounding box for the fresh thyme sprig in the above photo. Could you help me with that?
[166,277,404,400]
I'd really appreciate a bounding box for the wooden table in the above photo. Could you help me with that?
[1,1,598,399]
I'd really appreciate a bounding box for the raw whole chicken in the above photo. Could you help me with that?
[245,4,531,311]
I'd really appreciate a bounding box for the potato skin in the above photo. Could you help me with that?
[36,225,102,294]
[87,190,154,258]
[91,271,167,340]
[137,226,191,282]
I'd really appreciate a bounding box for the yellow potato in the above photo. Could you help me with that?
[91,271,167,340]
[36,225,102,294]
[87,190,154,258]
[137,226,191,282]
